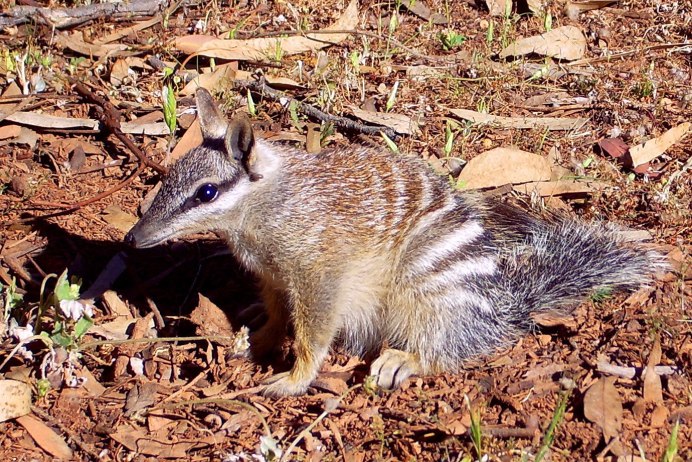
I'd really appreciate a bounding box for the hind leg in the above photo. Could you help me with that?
[249,284,290,360]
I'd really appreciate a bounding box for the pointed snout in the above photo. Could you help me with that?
[124,230,137,247]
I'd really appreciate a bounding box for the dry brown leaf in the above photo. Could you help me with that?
[102,290,132,318]
[74,367,106,397]
[55,32,128,58]
[457,147,552,189]
[401,0,447,23]
[110,422,202,457]
[349,106,421,135]
[650,405,669,428]
[527,0,549,15]
[499,26,587,61]
[174,0,358,60]
[629,122,690,167]
[169,118,202,165]
[643,338,664,403]
[110,58,131,87]
[485,0,506,16]
[564,0,618,20]
[190,293,234,338]
[121,120,170,136]
[0,124,21,140]
[450,109,587,131]
[306,123,322,154]
[0,379,31,422]
[102,205,138,233]
[4,111,99,130]
[583,376,623,441]
[16,414,73,460]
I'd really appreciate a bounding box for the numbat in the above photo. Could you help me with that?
[126,88,666,396]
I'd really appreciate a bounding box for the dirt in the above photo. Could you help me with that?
[0,0,690,460]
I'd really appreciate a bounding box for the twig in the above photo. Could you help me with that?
[71,80,167,175]
[0,0,166,28]
[597,361,680,379]
[482,426,538,439]
[231,78,398,139]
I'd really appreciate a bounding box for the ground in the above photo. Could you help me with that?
[0,0,690,460]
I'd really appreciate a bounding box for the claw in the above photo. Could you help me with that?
[370,349,422,390]
[262,371,311,396]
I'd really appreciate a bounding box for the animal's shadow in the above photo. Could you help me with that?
[23,219,288,379]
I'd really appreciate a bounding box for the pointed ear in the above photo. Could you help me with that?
[226,115,255,162]
[195,88,228,140]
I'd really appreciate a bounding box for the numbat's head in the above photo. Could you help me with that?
[125,88,272,248]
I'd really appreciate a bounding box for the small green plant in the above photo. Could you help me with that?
[288,99,301,128]
[590,287,613,303]
[439,30,466,51]
[320,122,335,146]
[1,279,24,338]
[272,39,284,63]
[465,395,484,462]
[162,84,177,135]
[543,10,553,32]
[385,80,399,112]
[535,391,570,462]
[349,50,361,74]
[40,270,94,351]
[381,132,399,153]
[247,89,257,116]
[444,120,456,157]
[661,419,680,462]
[634,62,656,98]
[486,20,495,45]
[67,56,86,75]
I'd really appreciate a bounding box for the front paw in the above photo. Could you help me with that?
[370,349,422,390]
[262,371,311,397]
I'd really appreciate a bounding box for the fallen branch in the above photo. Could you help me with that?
[0,0,165,28]
[71,80,167,175]
[597,361,680,379]
[231,77,399,139]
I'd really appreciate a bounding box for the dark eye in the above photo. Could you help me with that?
[195,183,218,203]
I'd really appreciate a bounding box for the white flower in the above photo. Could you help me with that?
[9,319,34,342]
[59,299,94,321]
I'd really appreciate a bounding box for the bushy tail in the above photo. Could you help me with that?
[498,220,668,329]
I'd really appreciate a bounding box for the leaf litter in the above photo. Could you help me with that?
[0,0,690,460]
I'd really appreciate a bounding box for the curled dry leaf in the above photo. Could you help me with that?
[629,122,690,167]
[457,147,552,189]
[174,0,358,60]
[583,376,623,441]
[499,26,587,61]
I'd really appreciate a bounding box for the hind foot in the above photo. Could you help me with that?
[370,349,422,390]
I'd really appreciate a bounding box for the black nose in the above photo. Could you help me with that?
[124,232,136,246]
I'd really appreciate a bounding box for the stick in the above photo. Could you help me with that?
[0,0,165,28]
[231,78,399,139]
